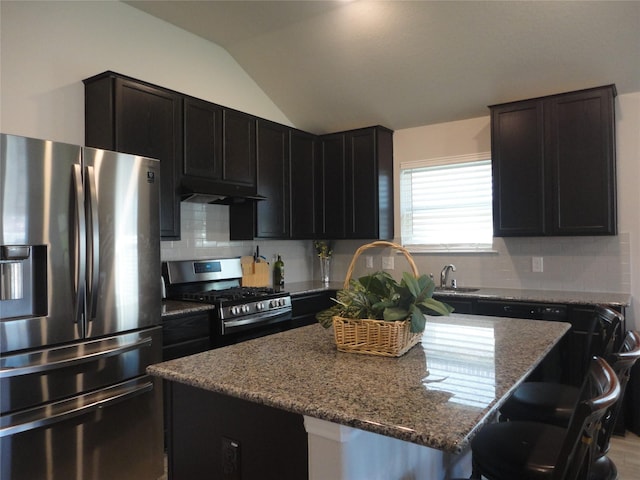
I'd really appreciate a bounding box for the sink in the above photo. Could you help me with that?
[434,287,480,293]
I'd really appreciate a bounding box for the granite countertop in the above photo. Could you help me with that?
[286,281,631,308]
[148,314,570,453]
[162,283,630,318]
[432,287,631,308]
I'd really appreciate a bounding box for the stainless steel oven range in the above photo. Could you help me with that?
[163,258,292,347]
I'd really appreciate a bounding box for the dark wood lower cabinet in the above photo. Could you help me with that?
[167,382,308,480]
[290,290,335,329]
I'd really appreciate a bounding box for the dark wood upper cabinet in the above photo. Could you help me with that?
[255,120,290,238]
[84,72,182,240]
[490,85,617,237]
[318,132,346,238]
[547,88,617,235]
[290,130,320,239]
[85,72,395,242]
[490,99,545,236]
[182,99,257,199]
[317,126,394,240]
[223,109,257,190]
[345,126,394,239]
[183,96,223,181]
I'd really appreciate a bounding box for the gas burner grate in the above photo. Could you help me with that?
[180,286,278,304]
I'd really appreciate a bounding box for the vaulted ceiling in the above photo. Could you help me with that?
[125,0,640,134]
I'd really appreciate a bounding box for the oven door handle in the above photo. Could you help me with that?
[222,309,291,334]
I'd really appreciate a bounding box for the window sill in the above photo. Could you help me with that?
[401,245,499,254]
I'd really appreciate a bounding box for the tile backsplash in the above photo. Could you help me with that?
[160,202,315,284]
[162,202,631,294]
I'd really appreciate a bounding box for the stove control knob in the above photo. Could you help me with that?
[230,306,240,316]
[256,302,265,311]
[269,300,277,308]
[242,305,250,314]
[280,298,286,306]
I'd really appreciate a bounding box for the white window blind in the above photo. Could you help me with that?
[400,153,493,251]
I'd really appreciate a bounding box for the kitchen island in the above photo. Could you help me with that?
[149,314,570,480]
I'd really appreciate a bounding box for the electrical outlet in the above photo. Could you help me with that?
[532,256,544,273]
[365,255,373,268]
[382,256,394,270]
[222,437,241,480]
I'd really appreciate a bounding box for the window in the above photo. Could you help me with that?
[400,153,493,252]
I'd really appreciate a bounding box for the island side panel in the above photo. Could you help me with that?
[167,381,308,480]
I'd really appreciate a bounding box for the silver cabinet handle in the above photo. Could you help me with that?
[0,377,153,437]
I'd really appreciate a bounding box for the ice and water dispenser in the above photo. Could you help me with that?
[0,245,46,319]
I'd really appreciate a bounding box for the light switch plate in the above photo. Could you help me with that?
[365,256,374,268]
[382,256,394,270]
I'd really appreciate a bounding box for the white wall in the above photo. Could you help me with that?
[0,0,315,283]
[0,0,292,143]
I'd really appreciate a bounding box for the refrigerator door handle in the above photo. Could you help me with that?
[72,164,86,328]
[85,165,100,321]
[0,334,153,378]
[0,377,154,437]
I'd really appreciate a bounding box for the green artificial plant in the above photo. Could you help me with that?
[316,271,453,333]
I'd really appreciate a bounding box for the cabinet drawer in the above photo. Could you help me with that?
[163,338,211,361]
[292,291,335,317]
[162,312,211,346]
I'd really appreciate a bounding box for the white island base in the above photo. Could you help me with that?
[304,416,472,480]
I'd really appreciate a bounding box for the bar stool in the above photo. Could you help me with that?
[499,305,622,427]
[588,330,640,480]
[467,356,620,480]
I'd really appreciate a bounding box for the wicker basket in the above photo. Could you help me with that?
[332,241,423,357]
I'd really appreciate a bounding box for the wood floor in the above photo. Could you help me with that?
[609,431,640,480]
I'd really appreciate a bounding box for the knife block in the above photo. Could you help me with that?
[241,256,270,287]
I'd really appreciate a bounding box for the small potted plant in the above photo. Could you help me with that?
[316,241,453,357]
[314,240,333,284]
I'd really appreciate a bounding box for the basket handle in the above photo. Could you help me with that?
[343,241,419,289]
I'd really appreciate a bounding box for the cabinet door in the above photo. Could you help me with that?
[223,109,257,191]
[345,129,377,238]
[345,127,393,239]
[290,130,319,239]
[255,120,290,238]
[115,79,182,240]
[84,74,182,240]
[183,97,223,181]
[290,291,335,328]
[491,100,545,236]
[318,133,346,238]
[547,87,617,235]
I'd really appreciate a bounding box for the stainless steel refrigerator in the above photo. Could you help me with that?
[0,134,163,480]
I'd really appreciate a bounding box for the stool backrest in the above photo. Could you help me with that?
[554,357,620,480]
[597,330,640,455]
[581,306,622,379]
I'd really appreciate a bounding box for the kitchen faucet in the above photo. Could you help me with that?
[440,264,456,288]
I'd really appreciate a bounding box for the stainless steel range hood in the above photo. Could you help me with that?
[180,177,266,205]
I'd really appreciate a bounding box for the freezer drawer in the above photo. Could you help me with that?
[1,327,161,414]
[0,376,164,480]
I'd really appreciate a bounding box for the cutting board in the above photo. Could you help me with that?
[241,256,270,287]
